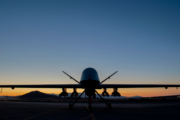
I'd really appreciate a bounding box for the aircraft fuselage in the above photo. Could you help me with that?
[80,68,100,96]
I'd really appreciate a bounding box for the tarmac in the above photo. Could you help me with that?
[0,101,180,120]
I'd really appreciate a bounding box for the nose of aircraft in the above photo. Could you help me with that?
[80,68,100,96]
[80,68,100,82]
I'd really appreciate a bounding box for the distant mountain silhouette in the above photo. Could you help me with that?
[19,91,59,98]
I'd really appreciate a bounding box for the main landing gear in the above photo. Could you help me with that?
[87,91,111,110]
[68,90,111,110]
[95,90,111,108]
[68,91,85,109]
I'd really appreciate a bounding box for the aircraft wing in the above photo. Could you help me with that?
[97,84,180,89]
[0,84,83,89]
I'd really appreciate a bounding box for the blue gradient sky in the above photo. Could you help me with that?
[0,0,180,96]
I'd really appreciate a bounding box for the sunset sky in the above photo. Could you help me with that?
[0,0,180,97]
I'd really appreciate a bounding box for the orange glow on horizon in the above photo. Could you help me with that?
[0,88,180,97]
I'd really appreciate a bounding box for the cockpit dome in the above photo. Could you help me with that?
[80,68,100,81]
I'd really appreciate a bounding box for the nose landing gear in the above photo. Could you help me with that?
[88,96,92,111]
[68,90,112,110]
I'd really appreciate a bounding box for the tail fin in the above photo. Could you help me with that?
[100,71,118,84]
[62,71,80,84]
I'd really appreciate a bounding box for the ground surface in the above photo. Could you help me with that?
[0,101,180,120]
